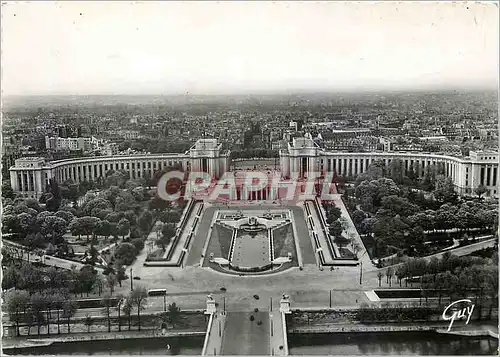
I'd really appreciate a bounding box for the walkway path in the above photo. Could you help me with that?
[365,237,497,273]
[203,313,226,356]
[269,312,287,356]
[3,239,104,272]
[220,312,270,355]
[330,194,372,268]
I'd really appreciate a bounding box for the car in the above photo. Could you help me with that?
[133,276,141,280]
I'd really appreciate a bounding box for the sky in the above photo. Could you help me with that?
[1,1,499,96]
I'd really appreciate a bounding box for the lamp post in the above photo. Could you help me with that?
[130,268,133,291]
[359,261,363,285]
[329,290,332,308]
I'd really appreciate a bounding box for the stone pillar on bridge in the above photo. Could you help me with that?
[205,294,217,315]
[279,294,291,314]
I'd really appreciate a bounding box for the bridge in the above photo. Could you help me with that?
[201,295,290,355]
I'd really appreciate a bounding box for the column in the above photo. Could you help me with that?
[20,171,26,192]
[76,165,80,183]
[10,171,18,192]
[26,172,32,192]
[35,171,42,194]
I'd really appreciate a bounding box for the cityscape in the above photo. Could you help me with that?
[1,1,499,356]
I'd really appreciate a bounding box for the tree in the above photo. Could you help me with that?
[79,265,98,297]
[77,216,102,242]
[106,274,118,295]
[2,182,16,199]
[30,293,47,335]
[117,218,131,239]
[474,185,488,199]
[395,265,407,287]
[116,264,127,287]
[123,300,133,331]
[24,198,42,212]
[433,176,458,204]
[2,214,20,234]
[156,223,176,250]
[162,302,183,328]
[325,205,342,224]
[116,294,125,331]
[101,294,115,332]
[103,186,122,209]
[115,243,137,265]
[83,198,112,217]
[435,208,457,232]
[422,165,436,191]
[105,212,123,223]
[96,220,113,240]
[60,180,80,204]
[68,218,84,239]
[138,211,153,232]
[54,210,75,224]
[18,212,36,236]
[84,314,94,333]
[2,265,20,290]
[45,178,62,211]
[380,195,419,218]
[351,210,366,228]
[388,159,404,185]
[5,290,30,336]
[386,267,394,287]
[123,210,137,226]
[328,221,343,238]
[149,195,171,211]
[40,216,68,245]
[355,178,400,210]
[356,160,386,184]
[115,191,137,212]
[62,300,77,333]
[105,171,129,189]
[129,286,148,331]
[50,291,67,334]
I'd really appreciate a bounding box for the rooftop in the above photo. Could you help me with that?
[193,138,220,150]
[292,137,316,149]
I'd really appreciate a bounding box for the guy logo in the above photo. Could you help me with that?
[442,299,475,332]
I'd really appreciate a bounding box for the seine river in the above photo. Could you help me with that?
[3,332,498,355]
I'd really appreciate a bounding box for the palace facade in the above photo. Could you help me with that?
[9,137,499,199]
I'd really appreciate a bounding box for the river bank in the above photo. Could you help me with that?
[2,329,205,349]
[288,321,498,337]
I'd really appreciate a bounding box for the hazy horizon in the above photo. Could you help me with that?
[2,2,498,96]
